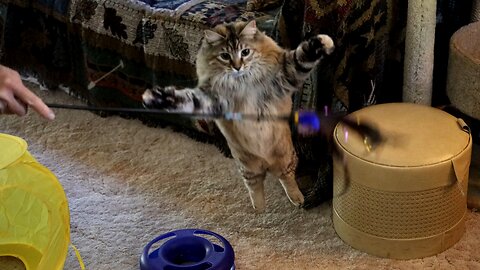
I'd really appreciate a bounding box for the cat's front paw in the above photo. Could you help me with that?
[142,85,180,110]
[302,34,335,60]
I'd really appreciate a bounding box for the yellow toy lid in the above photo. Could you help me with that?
[0,133,27,169]
[0,133,71,270]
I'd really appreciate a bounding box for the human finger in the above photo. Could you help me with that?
[0,92,27,116]
[0,99,6,114]
[8,80,55,120]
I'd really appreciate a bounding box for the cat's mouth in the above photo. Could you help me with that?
[230,70,246,78]
[231,70,246,78]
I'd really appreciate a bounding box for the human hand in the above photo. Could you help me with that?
[0,65,55,120]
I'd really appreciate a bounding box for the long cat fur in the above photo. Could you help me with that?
[143,20,334,212]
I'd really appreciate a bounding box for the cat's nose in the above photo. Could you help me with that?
[232,61,242,71]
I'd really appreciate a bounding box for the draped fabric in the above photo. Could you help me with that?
[4,1,469,207]
[276,0,407,113]
[0,0,276,109]
[0,0,407,207]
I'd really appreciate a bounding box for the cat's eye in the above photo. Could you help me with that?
[241,49,250,57]
[219,53,231,61]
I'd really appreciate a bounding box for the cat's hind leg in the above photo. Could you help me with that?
[235,157,267,212]
[270,149,304,208]
[242,170,267,213]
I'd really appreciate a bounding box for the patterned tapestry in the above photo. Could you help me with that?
[0,0,409,207]
[1,0,276,107]
[277,0,407,113]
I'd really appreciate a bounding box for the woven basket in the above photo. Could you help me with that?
[332,103,472,259]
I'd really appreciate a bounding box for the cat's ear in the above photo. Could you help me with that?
[240,20,257,38]
[204,30,225,44]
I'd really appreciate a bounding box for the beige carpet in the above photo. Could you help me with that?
[1,82,480,270]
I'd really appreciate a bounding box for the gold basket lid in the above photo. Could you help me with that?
[335,103,471,167]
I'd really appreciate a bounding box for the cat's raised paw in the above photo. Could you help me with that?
[142,85,179,110]
[316,34,335,55]
[303,34,335,60]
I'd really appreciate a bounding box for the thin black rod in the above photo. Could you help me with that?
[46,103,291,121]
[46,103,383,149]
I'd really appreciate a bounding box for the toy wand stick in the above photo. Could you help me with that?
[0,98,288,121]
[46,102,383,150]
[45,103,292,121]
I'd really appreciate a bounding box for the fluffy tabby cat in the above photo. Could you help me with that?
[143,20,334,212]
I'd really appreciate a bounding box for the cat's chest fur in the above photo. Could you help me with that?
[214,83,293,158]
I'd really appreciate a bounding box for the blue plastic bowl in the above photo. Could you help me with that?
[140,229,235,270]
